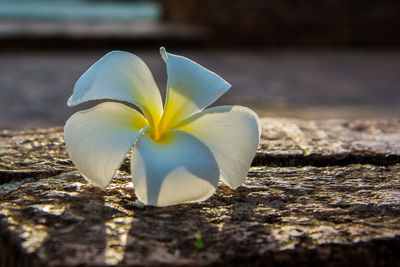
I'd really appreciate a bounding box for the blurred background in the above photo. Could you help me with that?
[0,0,399,129]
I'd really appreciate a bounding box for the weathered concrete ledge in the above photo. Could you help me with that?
[1,118,399,266]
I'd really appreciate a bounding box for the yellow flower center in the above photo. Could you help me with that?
[147,108,174,142]
[146,97,184,142]
[150,125,163,141]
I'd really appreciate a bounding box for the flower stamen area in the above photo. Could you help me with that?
[148,113,175,142]
[149,125,164,142]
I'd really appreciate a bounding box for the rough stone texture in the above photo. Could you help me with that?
[257,118,400,166]
[1,118,400,266]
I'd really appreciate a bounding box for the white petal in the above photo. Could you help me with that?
[177,106,261,188]
[158,47,231,131]
[64,102,148,188]
[68,51,163,126]
[131,130,219,206]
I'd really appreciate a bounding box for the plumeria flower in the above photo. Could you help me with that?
[64,47,261,207]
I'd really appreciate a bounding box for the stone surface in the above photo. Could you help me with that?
[1,118,400,266]
[257,118,400,166]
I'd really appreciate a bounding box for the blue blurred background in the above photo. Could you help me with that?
[0,0,399,129]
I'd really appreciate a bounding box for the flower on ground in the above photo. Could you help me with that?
[64,47,261,207]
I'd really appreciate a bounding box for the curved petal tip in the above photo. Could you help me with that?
[67,95,74,107]
[160,47,168,62]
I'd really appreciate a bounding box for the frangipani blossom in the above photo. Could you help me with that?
[64,48,261,207]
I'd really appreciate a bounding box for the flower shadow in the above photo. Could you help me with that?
[119,203,221,265]
[38,187,111,265]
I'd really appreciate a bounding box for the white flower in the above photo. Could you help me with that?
[64,47,261,207]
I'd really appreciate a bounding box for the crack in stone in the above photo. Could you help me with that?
[253,152,400,167]
[0,169,64,185]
